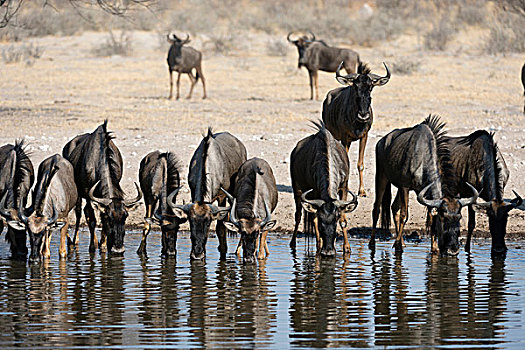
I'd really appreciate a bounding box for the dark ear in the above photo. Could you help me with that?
[340,202,358,213]
[472,203,491,213]
[167,34,175,44]
[91,202,105,213]
[301,202,318,214]
[52,221,66,230]
[336,75,357,86]
[8,220,25,231]
[224,221,239,233]
[172,207,188,220]
[212,209,229,221]
[261,220,276,231]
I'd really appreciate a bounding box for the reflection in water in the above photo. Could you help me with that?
[0,233,523,348]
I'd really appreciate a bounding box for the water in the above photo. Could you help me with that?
[0,230,524,349]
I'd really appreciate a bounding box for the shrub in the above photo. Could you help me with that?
[390,58,421,75]
[424,17,456,51]
[483,11,525,54]
[266,38,288,57]
[91,30,133,57]
[1,43,44,65]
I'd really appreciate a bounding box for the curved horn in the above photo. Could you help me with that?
[511,190,523,208]
[417,182,443,209]
[229,198,239,226]
[220,187,234,204]
[88,181,111,206]
[166,187,180,208]
[287,31,298,43]
[153,207,163,223]
[307,30,316,41]
[46,200,59,226]
[334,189,358,209]
[124,182,142,207]
[301,189,325,208]
[260,201,272,227]
[336,61,345,79]
[458,182,479,208]
[182,33,190,44]
[369,62,391,86]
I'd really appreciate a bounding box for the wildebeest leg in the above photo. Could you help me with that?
[308,70,314,100]
[313,216,321,254]
[429,212,439,254]
[313,70,319,100]
[339,186,351,254]
[357,132,368,197]
[235,238,242,256]
[68,197,82,248]
[137,203,153,255]
[370,175,388,250]
[186,72,196,99]
[197,65,207,99]
[168,70,174,99]
[59,221,69,258]
[393,188,409,252]
[290,194,302,248]
[217,219,228,260]
[465,205,476,253]
[258,230,269,259]
[43,230,51,259]
[176,72,182,100]
[84,203,98,253]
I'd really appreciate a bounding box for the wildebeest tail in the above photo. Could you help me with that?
[195,69,200,82]
[303,211,315,236]
[380,182,391,231]
[13,139,34,201]
[164,151,182,193]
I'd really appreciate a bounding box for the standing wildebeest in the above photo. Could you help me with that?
[5,154,77,262]
[522,63,525,113]
[63,120,142,254]
[290,122,358,256]
[138,151,186,256]
[221,158,278,263]
[447,130,522,256]
[169,128,247,260]
[370,115,478,256]
[0,140,34,259]
[287,31,360,100]
[167,33,207,100]
[322,61,390,197]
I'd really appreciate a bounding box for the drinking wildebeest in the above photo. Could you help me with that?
[370,115,478,256]
[290,122,358,256]
[221,157,278,263]
[137,151,186,256]
[63,120,142,254]
[447,130,522,256]
[4,154,77,262]
[167,33,207,100]
[287,31,360,100]
[0,140,34,259]
[322,61,390,197]
[169,128,246,260]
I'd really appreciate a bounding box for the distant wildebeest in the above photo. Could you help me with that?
[138,151,185,256]
[0,140,34,259]
[169,128,247,260]
[370,115,478,256]
[167,33,207,100]
[287,31,360,100]
[4,154,77,262]
[290,122,358,256]
[447,130,522,256]
[221,157,278,263]
[522,63,525,113]
[322,61,390,197]
[63,120,142,254]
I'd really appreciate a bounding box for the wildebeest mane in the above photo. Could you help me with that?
[34,159,60,216]
[310,121,333,200]
[422,115,457,197]
[194,127,214,203]
[100,120,124,199]
[357,61,371,75]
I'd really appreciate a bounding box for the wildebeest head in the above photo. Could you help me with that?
[287,31,316,68]
[335,61,391,122]
[223,199,276,264]
[0,191,29,258]
[418,182,479,256]
[168,189,229,260]
[473,191,522,256]
[152,188,187,256]
[167,33,191,62]
[89,182,142,254]
[300,189,358,257]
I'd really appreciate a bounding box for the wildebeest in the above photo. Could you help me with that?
[169,128,247,260]
[447,130,522,256]
[290,122,358,256]
[4,154,77,262]
[167,33,207,100]
[221,157,278,263]
[287,31,360,100]
[370,115,478,256]
[63,120,142,254]
[322,61,391,197]
[522,63,525,113]
[0,140,34,259]
[138,151,185,256]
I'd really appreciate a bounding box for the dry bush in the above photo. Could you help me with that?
[483,10,525,54]
[1,42,44,65]
[424,17,456,51]
[91,30,133,56]
[390,57,421,75]
[266,38,288,57]
[455,1,487,26]
[203,33,237,55]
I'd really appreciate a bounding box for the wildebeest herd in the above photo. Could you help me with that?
[0,32,523,264]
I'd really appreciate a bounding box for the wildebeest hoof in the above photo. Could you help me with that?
[343,245,351,255]
[368,240,375,250]
[202,95,207,100]
[358,190,367,197]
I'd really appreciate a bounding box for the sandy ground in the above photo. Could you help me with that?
[1,30,524,244]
